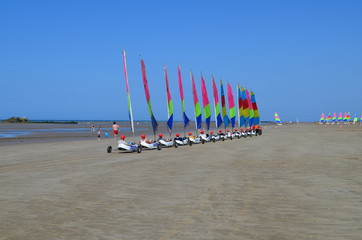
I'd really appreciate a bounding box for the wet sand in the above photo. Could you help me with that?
[1,123,361,239]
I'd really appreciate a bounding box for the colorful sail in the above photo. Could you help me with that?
[141,59,158,133]
[274,112,282,124]
[325,113,331,123]
[212,77,223,128]
[337,112,343,122]
[343,112,348,122]
[177,66,190,127]
[331,112,337,123]
[353,114,358,124]
[246,89,254,127]
[251,91,260,126]
[319,113,325,123]
[227,83,236,128]
[240,87,250,127]
[347,112,351,121]
[220,80,230,127]
[201,75,211,130]
[122,50,135,135]
[237,85,242,127]
[191,71,202,129]
[164,65,173,132]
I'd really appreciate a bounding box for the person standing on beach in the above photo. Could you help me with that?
[104,130,109,139]
[97,127,101,141]
[112,122,120,139]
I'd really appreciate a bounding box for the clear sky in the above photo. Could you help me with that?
[1,0,361,122]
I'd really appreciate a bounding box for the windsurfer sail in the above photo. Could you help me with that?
[177,66,190,128]
[122,50,135,136]
[201,75,211,131]
[191,71,202,130]
[274,112,282,125]
[212,77,223,128]
[141,59,158,135]
[164,65,173,133]
[220,80,230,128]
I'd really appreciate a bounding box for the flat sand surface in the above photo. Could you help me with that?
[1,124,361,239]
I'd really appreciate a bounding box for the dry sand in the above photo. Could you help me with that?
[0,123,361,239]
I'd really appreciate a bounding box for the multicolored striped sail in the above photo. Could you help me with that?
[140,59,158,134]
[347,112,351,122]
[227,83,236,128]
[246,89,254,127]
[177,66,190,128]
[122,50,135,135]
[325,113,331,123]
[240,86,250,127]
[201,75,211,130]
[343,112,348,122]
[220,80,230,127]
[331,112,337,123]
[251,91,260,126]
[319,113,325,123]
[274,112,282,124]
[191,71,202,130]
[212,77,223,128]
[164,65,173,132]
[338,112,343,122]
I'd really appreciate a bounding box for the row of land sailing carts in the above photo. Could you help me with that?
[107,127,263,154]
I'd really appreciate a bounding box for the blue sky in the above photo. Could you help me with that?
[1,0,361,122]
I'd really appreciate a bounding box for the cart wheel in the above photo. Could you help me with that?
[174,142,178,148]
[238,135,240,139]
[137,145,142,153]
[107,146,112,153]
[189,140,192,146]
[222,137,225,141]
[230,136,233,140]
[157,144,162,150]
[202,139,205,144]
[212,138,216,143]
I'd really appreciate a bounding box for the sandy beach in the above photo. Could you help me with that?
[0,123,361,239]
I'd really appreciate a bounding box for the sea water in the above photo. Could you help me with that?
[0,127,137,138]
